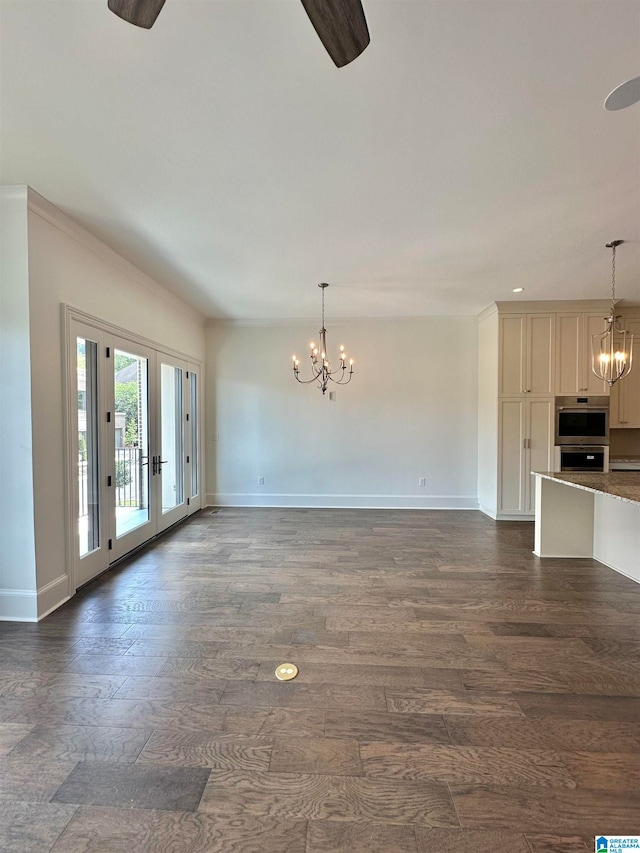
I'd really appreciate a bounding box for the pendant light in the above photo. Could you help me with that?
[591,240,634,386]
[291,283,354,395]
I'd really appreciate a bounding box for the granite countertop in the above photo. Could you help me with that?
[609,455,640,462]
[533,471,640,506]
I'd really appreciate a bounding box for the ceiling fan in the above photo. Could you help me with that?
[107,0,370,68]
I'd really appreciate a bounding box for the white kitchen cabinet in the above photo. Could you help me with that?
[479,300,611,521]
[498,398,555,517]
[499,313,554,396]
[555,312,609,396]
[610,317,640,428]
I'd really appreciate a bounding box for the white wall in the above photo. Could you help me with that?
[0,187,38,619]
[206,317,478,508]
[477,309,499,516]
[0,187,206,620]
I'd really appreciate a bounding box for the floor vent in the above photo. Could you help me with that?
[207,509,220,515]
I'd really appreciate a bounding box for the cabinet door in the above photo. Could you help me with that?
[556,313,609,395]
[499,315,526,395]
[526,399,554,515]
[623,370,640,426]
[527,314,554,394]
[555,313,581,395]
[584,314,609,395]
[618,318,640,427]
[610,378,624,427]
[499,399,526,514]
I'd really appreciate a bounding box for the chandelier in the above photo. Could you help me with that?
[292,283,354,395]
[591,240,634,386]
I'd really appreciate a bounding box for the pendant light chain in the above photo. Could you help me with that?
[605,238,623,316]
[610,242,617,311]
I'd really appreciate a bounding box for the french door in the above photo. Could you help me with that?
[107,335,155,562]
[69,317,201,589]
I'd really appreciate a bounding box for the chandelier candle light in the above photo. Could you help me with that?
[591,240,634,387]
[292,283,354,395]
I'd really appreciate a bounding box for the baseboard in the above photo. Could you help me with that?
[0,574,70,623]
[206,493,479,510]
[479,505,535,523]
[0,589,38,622]
[479,504,498,520]
[533,550,593,558]
[37,574,71,620]
[590,556,640,585]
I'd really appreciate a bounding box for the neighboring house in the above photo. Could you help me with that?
[77,369,126,451]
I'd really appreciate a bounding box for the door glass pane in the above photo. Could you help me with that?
[114,349,149,538]
[78,337,99,556]
[190,372,198,498]
[161,363,184,512]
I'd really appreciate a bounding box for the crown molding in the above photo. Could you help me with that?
[493,299,613,313]
[477,303,499,322]
[25,187,204,326]
[206,314,478,329]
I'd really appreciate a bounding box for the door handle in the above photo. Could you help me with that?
[157,459,168,474]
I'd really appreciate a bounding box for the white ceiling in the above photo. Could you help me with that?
[1,0,639,319]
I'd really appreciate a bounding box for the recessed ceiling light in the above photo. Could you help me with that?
[512,287,524,293]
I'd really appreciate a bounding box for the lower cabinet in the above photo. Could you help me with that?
[499,398,554,517]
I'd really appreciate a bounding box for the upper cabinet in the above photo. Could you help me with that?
[499,313,554,396]
[555,312,609,396]
[610,317,640,428]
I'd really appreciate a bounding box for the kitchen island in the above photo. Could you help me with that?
[533,471,640,583]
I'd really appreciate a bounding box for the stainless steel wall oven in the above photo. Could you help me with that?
[555,396,609,447]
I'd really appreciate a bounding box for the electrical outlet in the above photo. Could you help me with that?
[257,476,264,485]
[329,391,336,401]
[419,477,426,487]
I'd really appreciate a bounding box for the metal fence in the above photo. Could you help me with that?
[114,446,144,508]
[78,446,145,517]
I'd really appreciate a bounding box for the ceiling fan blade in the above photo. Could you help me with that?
[299,0,370,67]
[604,76,640,111]
[107,0,166,29]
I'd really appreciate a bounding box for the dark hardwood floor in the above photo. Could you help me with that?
[1,507,639,851]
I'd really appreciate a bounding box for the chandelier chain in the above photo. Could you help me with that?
[611,243,616,307]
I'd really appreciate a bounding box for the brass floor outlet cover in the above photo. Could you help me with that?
[275,663,298,681]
